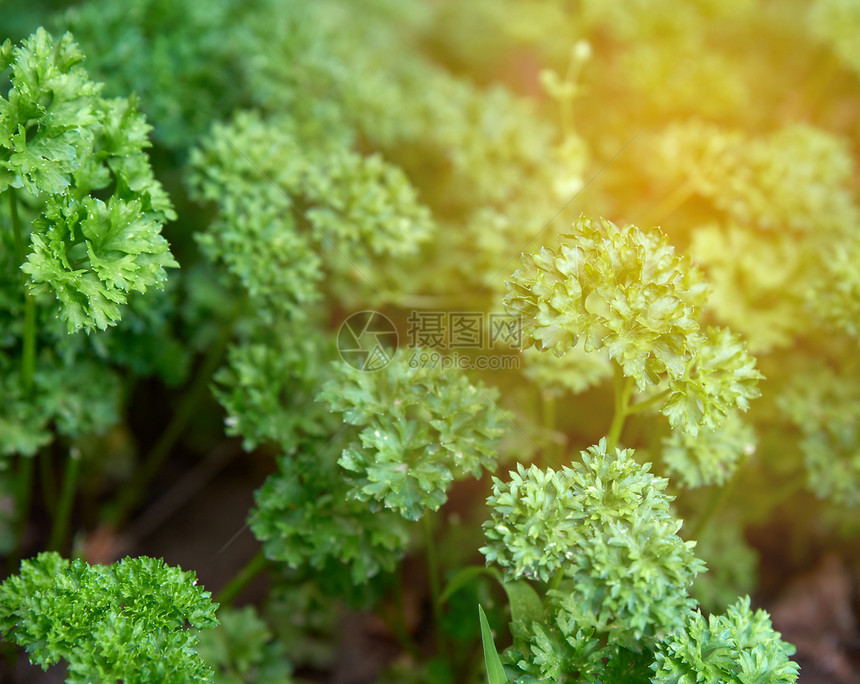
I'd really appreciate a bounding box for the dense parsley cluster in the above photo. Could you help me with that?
[0,27,184,470]
[249,430,412,585]
[505,215,761,435]
[320,351,507,521]
[248,349,507,582]
[1,28,176,333]
[661,412,756,489]
[213,322,336,452]
[59,0,265,148]
[653,597,800,683]
[0,355,119,459]
[188,111,434,317]
[481,441,798,681]
[779,362,860,506]
[482,441,703,642]
[650,122,856,234]
[0,552,218,683]
[504,215,707,373]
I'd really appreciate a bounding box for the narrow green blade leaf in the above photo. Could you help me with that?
[478,604,507,684]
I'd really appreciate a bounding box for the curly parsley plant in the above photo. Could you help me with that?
[505,215,761,436]
[1,28,177,334]
[319,350,507,521]
[0,552,218,683]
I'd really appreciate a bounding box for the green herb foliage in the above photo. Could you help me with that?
[482,440,707,680]
[197,606,293,684]
[653,597,799,683]
[5,1,858,682]
[320,351,507,521]
[1,28,176,333]
[0,552,218,683]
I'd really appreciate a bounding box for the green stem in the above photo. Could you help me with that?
[48,448,81,552]
[9,188,36,393]
[39,449,57,516]
[688,452,752,540]
[8,454,34,570]
[8,189,38,561]
[542,390,556,433]
[759,471,807,511]
[380,603,419,660]
[627,389,672,415]
[389,567,419,658]
[606,363,634,451]
[423,513,448,658]
[21,295,36,393]
[688,485,729,541]
[215,551,269,607]
[548,567,565,592]
[541,390,559,462]
[104,320,234,528]
[9,187,25,272]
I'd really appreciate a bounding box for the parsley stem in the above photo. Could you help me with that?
[48,447,81,552]
[688,484,729,542]
[381,568,420,659]
[7,454,34,572]
[423,513,448,659]
[688,451,751,541]
[104,316,235,528]
[20,296,36,392]
[8,188,38,567]
[541,390,559,462]
[606,363,634,451]
[39,449,57,516]
[628,389,671,415]
[9,188,36,394]
[759,471,807,511]
[215,550,268,607]
[9,188,24,268]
